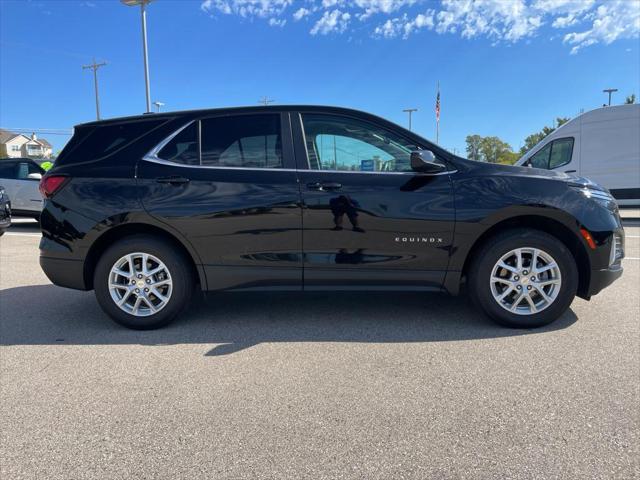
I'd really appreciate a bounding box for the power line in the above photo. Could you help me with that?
[1,128,73,136]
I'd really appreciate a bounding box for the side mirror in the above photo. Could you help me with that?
[410,150,446,173]
[27,173,42,180]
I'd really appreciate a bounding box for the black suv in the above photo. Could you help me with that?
[39,106,624,329]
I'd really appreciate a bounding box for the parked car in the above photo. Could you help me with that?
[516,104,640,206]
[0,185,11,236]
[39,106,624,330]
[0,158,44,218]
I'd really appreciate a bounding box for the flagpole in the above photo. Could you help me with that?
[436,81,440,144]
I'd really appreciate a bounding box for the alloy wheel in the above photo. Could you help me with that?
[489,247,562,316]
[108,252,173,317]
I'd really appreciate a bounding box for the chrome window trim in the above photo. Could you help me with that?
[143,120,456,176]
[143,120,196,164]
[142,155,299,172]
[142,155,455,176]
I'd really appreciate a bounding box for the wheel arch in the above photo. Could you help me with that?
[83,222,206,290]
[458,215,591,299]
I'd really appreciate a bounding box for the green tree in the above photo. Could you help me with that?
[519,117,570,156]
[497,150,519,165]
[626,94,636,104]
[479,136,513,164]
[465,134,483,161]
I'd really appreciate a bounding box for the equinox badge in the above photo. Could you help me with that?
[395,236,443,243]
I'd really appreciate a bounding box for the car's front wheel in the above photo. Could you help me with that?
[469,229,578,328]
[94,235,194,329]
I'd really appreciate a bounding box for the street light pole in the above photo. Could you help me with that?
[121,0,154,113]
[603,88,618,106]
[402,108,418,131]
[140,1,151,113]
[82,58,107,120]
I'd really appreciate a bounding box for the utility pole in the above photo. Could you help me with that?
[402,108,418,131]
[82,58,107,120]
[603,88,618,106]
[153,101,165,112]
[121,0,154,113]
[258,96,275,106]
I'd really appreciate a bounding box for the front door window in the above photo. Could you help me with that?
[301,114,418,172]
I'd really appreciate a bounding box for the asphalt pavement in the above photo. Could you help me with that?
[1,218,638,479]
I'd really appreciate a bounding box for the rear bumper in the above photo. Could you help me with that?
[40,256,89,290]
[586,264,623,298]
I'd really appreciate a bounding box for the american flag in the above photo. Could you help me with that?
[435,85,440,122]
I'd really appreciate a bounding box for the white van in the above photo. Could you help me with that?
[516,104,640,206]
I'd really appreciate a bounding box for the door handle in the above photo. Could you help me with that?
[321,182,342,191]
[565,170,577,173]
[156,176,190,185]
[307,182,342,191]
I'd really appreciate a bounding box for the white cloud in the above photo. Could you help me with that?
[200,0,640,53]
[269,17,287,27]
[374,10,434,38]
[310,9,351,35]
[563,0,640,54]
[355,0,417,19]
[293,7,311,21]
[201,0,293,18]
[434,0,542,42]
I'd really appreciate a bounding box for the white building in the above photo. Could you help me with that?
[0,129,53,159]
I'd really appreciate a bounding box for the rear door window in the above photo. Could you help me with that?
[200,114,283,168]
[157,122,199,165]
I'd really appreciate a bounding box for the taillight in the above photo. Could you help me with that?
[39,175,69,198]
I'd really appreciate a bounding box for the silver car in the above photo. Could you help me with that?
[0,158,44,219]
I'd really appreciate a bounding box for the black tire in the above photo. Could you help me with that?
[93,234,194,330]
[468,229,578,328]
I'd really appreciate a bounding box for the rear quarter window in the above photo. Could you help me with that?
[57,119,166,164]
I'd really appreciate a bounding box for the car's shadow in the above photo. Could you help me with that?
[6,218,40,234]
[0,284,578,356]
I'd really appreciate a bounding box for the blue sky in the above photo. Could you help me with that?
[1,0,638,155]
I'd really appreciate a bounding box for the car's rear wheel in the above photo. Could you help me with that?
[469,229,578,328]
[94,235,194,329]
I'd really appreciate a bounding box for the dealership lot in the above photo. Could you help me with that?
[1,220,638,479]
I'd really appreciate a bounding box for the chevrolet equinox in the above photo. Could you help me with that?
[38,106,624,329]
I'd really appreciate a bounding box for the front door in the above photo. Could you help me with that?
[138,112,303,291]
[292,112,455,290]
[0,161,43,213]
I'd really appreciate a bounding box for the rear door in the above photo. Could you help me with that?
[137,112,303,291]
[291,111,455,290]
